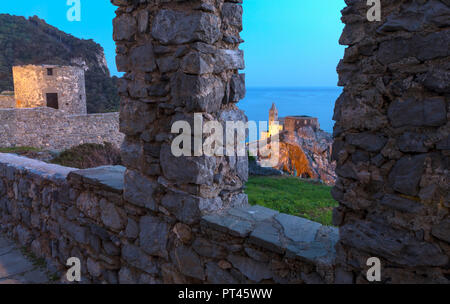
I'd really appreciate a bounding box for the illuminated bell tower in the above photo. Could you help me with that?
[269,103,278,123]
[268,103,281,137]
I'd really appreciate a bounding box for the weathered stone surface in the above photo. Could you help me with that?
[227,254,272,282]
[228,73,246,102]
[388,97,447,128]
[340,222,448,267]
[160,144,216,185]
[421,69,450,93]
[129,43,156,72]
[172,245,205,280]
[125,218,139,239]
[161,192,202,224]
[122,244,158,274]
[334,0,450,283]
[388,155,426,196]
[380,194,424,213]
[113,14,136,41]
[244,247,269,263]
[397,132,428,153]
[222,3,243,31]
[173,223,192,244]
[205,262,237,284]
[249,222,283,254]
[100,199,124,231]
[214,49,245,73]
[87,258,102,278]
[181,51,214,75]
[202,214,254,238]
[346,133,387,152]
[139,215,169,259]
[431,219,450,243]
[76,192,99,219]
[192,238,226,259]
[118,267,137,284]
[152,10,221,45]
[120,100,156,136]
[123,170,157,210]
[377,29,450,65]
[170,72,225,113]
[276,213,323,244]
[71,166,125,193]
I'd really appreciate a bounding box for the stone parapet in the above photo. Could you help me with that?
[0,153,337,283]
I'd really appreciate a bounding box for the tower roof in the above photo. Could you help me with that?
[270,103,277,112]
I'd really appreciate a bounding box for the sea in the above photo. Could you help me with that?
[238,87,342,134]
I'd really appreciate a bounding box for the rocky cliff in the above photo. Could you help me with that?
[0,14,119,113]
[276,127,336,185]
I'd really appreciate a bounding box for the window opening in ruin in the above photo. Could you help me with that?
[46,93,59,109]
[47,68,54,76]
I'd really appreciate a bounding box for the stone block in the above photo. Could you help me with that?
[139,215,169,259]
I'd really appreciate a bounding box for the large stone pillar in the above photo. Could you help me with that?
[112,0,247,282]
[333,0,449,283]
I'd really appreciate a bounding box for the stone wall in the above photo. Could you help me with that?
[113,0,249,249]
[0,94,15,108]
[13,65,87,115]
[0,153,337,283]
[284,116,320,133]
[333,0,449,283]
[0,108,124,150]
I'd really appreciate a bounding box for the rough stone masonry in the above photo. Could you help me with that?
[0,0,449,284]
[113,0,249,220]
[333,0,449,283]
[0,0,340,285]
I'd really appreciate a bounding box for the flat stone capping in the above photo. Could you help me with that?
[201,205,338,265]
[0,153,76,182]
[68,165,126,193]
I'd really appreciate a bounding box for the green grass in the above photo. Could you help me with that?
[245,176,338,226]
[0,146,41,154]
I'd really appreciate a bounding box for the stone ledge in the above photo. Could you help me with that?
[201,205,338,266]
[0,153,76,182]
[68,165,126,193]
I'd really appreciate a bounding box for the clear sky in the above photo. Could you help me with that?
[0,0,346,87]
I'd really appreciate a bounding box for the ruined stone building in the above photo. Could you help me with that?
[0,65,123,149]
[12,65,87,115]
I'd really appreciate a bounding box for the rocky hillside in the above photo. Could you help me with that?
[276,128,336,185]
[0,14,119,113]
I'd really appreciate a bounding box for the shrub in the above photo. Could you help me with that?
[51,142,121,169]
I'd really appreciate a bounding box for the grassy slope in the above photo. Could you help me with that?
[245,176,338,226]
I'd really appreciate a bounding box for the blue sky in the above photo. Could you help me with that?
[0,0,346,87]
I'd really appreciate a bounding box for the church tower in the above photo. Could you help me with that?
[269,103,278,123]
